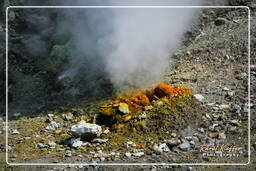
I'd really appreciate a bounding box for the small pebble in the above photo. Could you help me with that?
[12,129,19,135]
[124,152,132,158]
[103,130,110,134]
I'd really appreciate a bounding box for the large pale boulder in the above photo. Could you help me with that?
[70,120,102,140]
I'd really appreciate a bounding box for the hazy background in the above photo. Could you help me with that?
[3,0,206,116]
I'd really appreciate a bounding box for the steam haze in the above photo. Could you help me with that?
[56,6,202,92]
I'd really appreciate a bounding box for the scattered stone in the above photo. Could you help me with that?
[55,129,62,134]
[92,138,109,144]
[208,132,219,138]
[179,142,191,151]
[222,87,230,91]
[229,120,241,127]
[166,139,181,149]
[103,129,110,134]
[71,140,83,148]
[65,150,72,157]
[48,114,54,117]
[48,141,57,146]
[171,133,177,137]
[189,141,196,148]
[187,166,194,171]
[70,120,102,140]
[153,143,170,154]
[197,128,204,133]
[227,91,235,97]
[35,135,40,138]
[218,104,230,109]
[24,137,31,140]
[139,113,147,120]
[133,152,144,157]
[231,105,241,114]
[194,94,204,102]
[37,143,47,148]
[228,126,237,132]
[214,17,229,26]
[62,113,73,121]
[218,132,226,140]
[12,129,19,135]
[124,152,132,159]
[236,72,247,80]
[46,121,60,131]
[124,141,136,148]
[118,103,130,114]
[185,136,193,141]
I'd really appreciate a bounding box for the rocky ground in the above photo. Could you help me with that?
[1,1,256,171]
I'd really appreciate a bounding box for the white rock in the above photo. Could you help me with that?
[218,104,230,109]
[222,87,230,91]
[124,141,136,148]
[103,129,110,134]
[46,121,60,131]
[124,152,132,158]
[37,143,46,148]
[48,114,54,117]
[92,138,108,143]
[72,140,83,148]
[171,133,177,137]
[194,94,204,102]
[12,129,19,135]
[153,143,170,153]
[48,141,57,146]
[133,152,144,157]
[70,120,102,139]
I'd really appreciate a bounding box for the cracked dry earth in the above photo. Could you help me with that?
[1,6,256,171]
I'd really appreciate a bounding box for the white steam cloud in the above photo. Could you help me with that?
[56,6,201,92]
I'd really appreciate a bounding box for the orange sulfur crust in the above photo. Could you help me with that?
[99,83,192,122]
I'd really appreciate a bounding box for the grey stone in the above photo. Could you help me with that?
[229,120,241,127]
[194,94,204,102]
[62,113,73,121]
[214,17,229,26]
[133,152,144,157]
[45,121,60,131]
[65,150,72,157]
[166,138,181,149]
[71,139,83,148]
[12,129,19,135]
[37,143,47,148]
[185,136,193,141]
[48,141,57,146]
[179,142,191,151]
[231,104,241,113]
[218,132,226,140]
[171,133,177,137]
[124,152,132,158]
[153,143,170,154]
[124,141,136,148]
[92,138,109,144]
